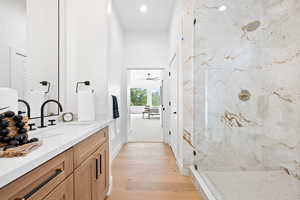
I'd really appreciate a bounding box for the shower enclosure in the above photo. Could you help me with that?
[192,0,300,199]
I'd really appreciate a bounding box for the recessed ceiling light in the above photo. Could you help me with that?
[218,5,227,11]
[107,2,112,15]
[139,5,148,13]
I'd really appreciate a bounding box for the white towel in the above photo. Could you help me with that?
[77,90,95,122]
[26,90,45,118]
[0,88,18,113]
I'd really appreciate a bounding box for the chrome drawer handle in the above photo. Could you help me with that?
[15,169,63,200]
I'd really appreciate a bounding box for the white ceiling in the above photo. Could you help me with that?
[130,70,161,81]
[112,0,175,32]
[129,70,162,88]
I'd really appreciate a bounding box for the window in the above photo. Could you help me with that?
[130,88,147,106]
[152,88,161,106]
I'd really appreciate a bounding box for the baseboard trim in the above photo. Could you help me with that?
[107,175,113,196]
[176,159,190,176]
[190,167,218,200]
[111,141,123,162]
[108,142,123,196]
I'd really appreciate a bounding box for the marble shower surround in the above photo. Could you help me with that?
[193,0,300,178]
[182,0,197,172]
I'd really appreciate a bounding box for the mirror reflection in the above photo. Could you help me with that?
[0,0,60,118]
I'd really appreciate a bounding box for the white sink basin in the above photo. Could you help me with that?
[64,121,95,126]
[29,127,64,139]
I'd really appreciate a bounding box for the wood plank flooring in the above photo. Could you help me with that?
[107,143,202,200]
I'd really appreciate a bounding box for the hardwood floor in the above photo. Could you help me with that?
[107,143,202,200]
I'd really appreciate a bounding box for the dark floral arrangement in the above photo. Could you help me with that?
[0,111,39,153]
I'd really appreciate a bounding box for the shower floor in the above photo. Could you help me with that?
[195,170,300,200]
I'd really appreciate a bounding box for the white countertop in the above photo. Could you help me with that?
[0,119,113,188]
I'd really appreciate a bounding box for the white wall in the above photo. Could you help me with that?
[0,0,26,51]
[0,0,26,87]
[124,31,169,68]
[0,47,10,88]
[107,0,126,158]
[64,0,109,118]
[169,0,183,59]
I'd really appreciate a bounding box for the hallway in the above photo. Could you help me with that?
[108,143,202,200]
[129,114,163,142]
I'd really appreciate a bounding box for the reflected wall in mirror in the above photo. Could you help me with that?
[0,0,60,118]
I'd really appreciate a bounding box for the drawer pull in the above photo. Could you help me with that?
[99,154,102,175]
[15,169,63,200]
[96,158,99,180]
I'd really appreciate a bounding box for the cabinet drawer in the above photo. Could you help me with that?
[0,149,73,200]
[43,175,73,200]
[73,127,108,168]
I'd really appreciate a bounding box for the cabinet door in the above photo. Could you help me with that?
[74,143,109,200]
[74,155,95,200]
[43,175,73,200]
[92,143,109,200]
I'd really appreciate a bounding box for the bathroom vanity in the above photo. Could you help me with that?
[0,120,111,200]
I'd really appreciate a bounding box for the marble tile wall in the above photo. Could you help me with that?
[193,0,300,179]
[182,0,196,172]
[182,0,195,143]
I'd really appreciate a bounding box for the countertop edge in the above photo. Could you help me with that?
[0,119,113,189]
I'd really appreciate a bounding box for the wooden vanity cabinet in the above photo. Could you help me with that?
[0,127,109,200]
[73,128,107,168]
[43,175,74,200]
[92,143,109,200]
[74,128,109,200]
[0,148,74,200]
[74,143,109,200]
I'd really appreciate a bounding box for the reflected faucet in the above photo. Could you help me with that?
[39,99,63,128]
[18,99,31,118]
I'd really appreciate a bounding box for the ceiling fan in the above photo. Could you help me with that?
[135,72,160,81]
[145,73,160,81]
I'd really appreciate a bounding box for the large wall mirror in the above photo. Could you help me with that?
[0,0,60,119]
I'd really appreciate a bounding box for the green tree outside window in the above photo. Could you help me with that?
[152,88,161,106]
[130,88,147,106]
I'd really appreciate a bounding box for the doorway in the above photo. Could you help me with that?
[127,69,164,142]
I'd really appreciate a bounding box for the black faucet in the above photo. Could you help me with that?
[18,99,31,118]
[39,99,63,128]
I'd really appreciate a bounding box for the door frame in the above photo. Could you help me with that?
[163,53,176,147]
[164,43,184,165]
[170,52,179,157]
[125,67,167,143]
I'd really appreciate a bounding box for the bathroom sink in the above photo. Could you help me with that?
[29,127,64,139]
[27,121,103,143]
[64,121,96,126]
